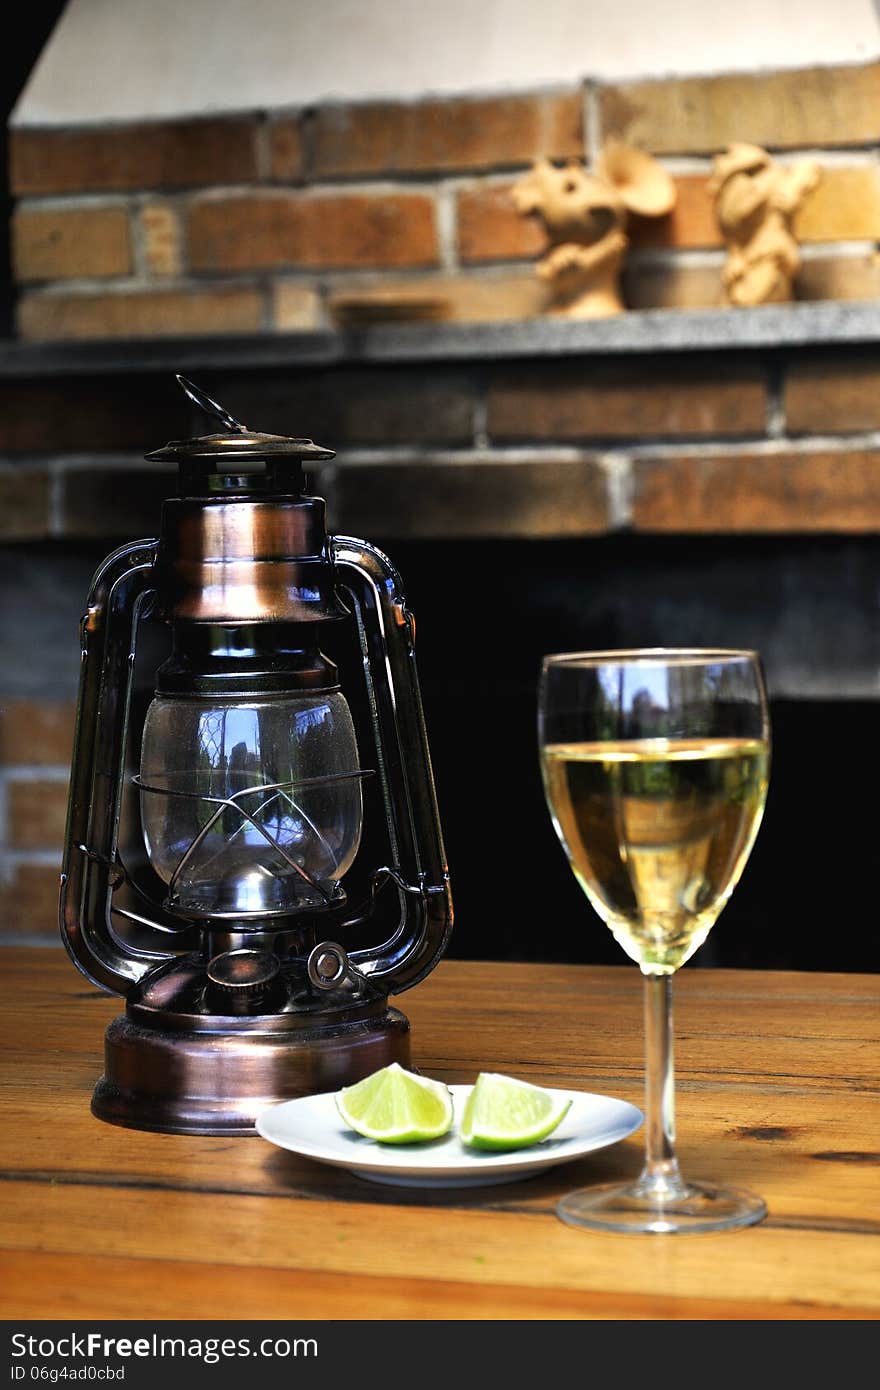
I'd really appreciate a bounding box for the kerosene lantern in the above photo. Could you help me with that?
[59,376,453,1134]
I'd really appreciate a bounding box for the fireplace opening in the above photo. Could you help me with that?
[369,532,879,973]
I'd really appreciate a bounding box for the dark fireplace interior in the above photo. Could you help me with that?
[365,532,878,974]
[5,524,874,974]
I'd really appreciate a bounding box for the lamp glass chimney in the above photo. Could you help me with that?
[139,691,363,919]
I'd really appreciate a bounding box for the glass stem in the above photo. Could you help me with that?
[639,973,686,1198]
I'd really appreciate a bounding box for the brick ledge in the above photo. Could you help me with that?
[1,300,880,378]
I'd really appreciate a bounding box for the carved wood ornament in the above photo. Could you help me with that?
[511,142,676,317]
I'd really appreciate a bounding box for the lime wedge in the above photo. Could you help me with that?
[336,1062,454,1144]
[460,1072,572,1151]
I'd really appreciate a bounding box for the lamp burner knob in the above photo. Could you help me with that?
[206,948,284,1014]
[307,941,350,991]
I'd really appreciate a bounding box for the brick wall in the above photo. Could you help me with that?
[0,699,73,944]
[4,61,880,966]
[4,352,880,547]
[1,343,880,952]
[9,62,880,340]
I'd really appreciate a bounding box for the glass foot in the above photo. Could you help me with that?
[557,1178,767,1234]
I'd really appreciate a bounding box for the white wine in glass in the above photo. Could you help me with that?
[538,649,770,1234]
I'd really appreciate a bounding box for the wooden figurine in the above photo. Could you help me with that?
[709,143,821,306]
[511,142,676,317]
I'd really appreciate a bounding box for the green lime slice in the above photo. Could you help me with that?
[460,1072,572,1151]
[336,1062,454,1144]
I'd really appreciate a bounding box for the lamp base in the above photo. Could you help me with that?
[92,1001,411,1135]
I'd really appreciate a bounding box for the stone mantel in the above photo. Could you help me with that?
[1,301,879,379]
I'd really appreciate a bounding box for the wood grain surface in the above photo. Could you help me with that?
[1,949,878,1321]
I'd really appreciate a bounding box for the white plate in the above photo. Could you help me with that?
[256,1085,643,1188]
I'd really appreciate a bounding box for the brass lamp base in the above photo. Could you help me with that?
[92,1001,411,1136]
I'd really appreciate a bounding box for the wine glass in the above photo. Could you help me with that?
[538,648,770,1234]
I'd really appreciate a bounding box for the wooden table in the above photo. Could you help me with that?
[1,948,878,1321]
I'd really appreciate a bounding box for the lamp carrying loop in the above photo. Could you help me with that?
[175,375,249,434]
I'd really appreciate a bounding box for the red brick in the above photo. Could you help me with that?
[331,457,610,539]
[188,192,438,271]
[59,465,176,538]
[9,118,260,195]
[599,63,880,154]
[793,165,880,243]
[7,779,69,850]
[0,465,51,539]
[0,863,61,941]
[784,361,880,433]
[488,365,767,440]
[336,374,475,446]
[632,449,880,531]
[13,205,132,282]
[267,119,306,180]
[0,701,76,766]
[0,379,187,452]
[457,181,546,263]
[17,285,265,341]
[627,174,721,250]
[308,90,584,178]
[213,368,475,447]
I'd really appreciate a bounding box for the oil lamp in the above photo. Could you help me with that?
[60,376,453,1134]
